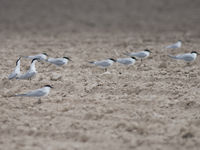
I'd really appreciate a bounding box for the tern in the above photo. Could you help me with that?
[168,51,198,62]
[47,57,71,66]
[166,41,182,49]
[89,58,116,72]
[15,85,53,104]
[124,49,151,61]
[17,58,38,80]
[89,58,116,68]
[116,57,137,65]
[8,57,21,80]
[23,53,48,61]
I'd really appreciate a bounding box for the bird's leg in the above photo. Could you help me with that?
[37,98,42,104]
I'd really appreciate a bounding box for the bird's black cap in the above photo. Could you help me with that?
[144,49,151,53]
[108,58,116,62]
[131,56,137,60]
[63,57,71,61]
[31,58,39,63]
[16,57,21,65]
[42,53,48,56]
[191,51,199,54]
[44,85,53,88]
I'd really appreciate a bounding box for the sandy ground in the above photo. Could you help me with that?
[0,0,200,150]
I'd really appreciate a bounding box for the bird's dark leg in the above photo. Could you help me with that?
[38,98,42,104]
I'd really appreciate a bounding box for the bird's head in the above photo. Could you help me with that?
[31,58,39,63]
[108,58,116,62]
[63,57,72,61]
[42,53,48,56]
[16,57,21,65]
[44,85,53,88]
[191,51,199,55]
[131,57,137,60]
[144,49,152,53]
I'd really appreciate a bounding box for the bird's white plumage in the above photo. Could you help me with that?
[117,57,136,65]
[16,86,52,97]
[166,41,182,49]
[125,50,150,59]
[24,53,47,61]
[8,58,21,79]
[90,59,115,68]
[168,52,197,62]
[17,59,37,80]
[47,57,69,66]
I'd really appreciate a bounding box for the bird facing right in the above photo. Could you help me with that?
[116,57,137,65]
[168,51,198,62]
[47,57,71,66]
[15,85,53,104]
[89,58,116,68]
[17,58,39,80]
[166,40,182,49]
[8,57,21,80]
[124,49,151,61]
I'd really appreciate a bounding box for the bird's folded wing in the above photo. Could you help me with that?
[96,61,109,66]
[8,72,17,79]
[17,71,34,79]
[25,89,46,97]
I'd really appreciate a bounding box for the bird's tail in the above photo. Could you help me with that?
[15,94,26,97]
[168,55,178,59]
[89,61,95,64]
[166,46,171,49]
[123,52,130,56]
[20,55,29,58]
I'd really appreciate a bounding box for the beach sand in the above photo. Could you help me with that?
[0,0,200,149]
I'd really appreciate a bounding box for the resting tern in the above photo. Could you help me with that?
[47,57,71,66]
[17,58,38,80]
[116,57,137,65]
[15,85,53,104]
[89,58,116,72]
[168,51,198,62]
[23,53,48,61]
[89,58,116,68]
[125,49,151,61]
[8,57,21,80]
[166,41,182,49]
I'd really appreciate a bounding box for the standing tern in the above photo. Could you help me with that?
[89,58,116,72]
[166,41,182,49]
[168,51,198,62]
[8,57,21,80]
[15,85,53,104]
[89,58,116,68]
[116,57,137,65]
[47,57,71,66]
[124,49,151,61]
[23,53,48,61]
[17,58,39,80]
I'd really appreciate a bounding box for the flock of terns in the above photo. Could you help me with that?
[8,40,199,104]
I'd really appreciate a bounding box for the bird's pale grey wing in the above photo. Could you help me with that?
[17,71,35,79]
[51,59,65,66]
[166,45,174,49]
[180,54,194,61]
[25,89,46,97]
[96,61,110,67]
[117,59,132,65]
[168,55,179,59]
[8,72,17,79]
[129,52,146,58]
[135,52,147,57]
